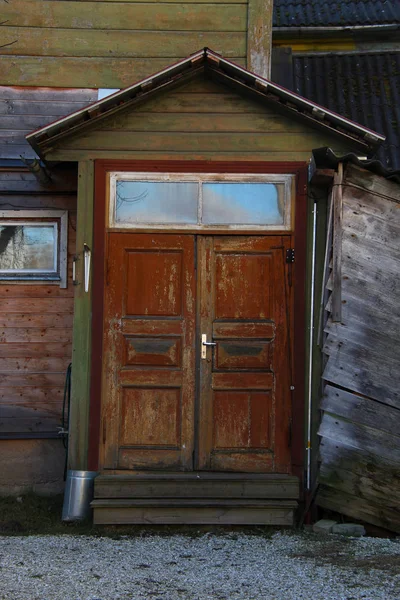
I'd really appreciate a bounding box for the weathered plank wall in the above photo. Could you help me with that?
[43,77,356,162]
[0,167,77,439]
[0,87,97,159]
[317,163,400,533]
[0,0,248,87]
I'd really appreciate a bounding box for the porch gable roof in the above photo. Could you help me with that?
[26,48,385,159]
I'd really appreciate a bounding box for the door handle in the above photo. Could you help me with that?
[201,334,216,359]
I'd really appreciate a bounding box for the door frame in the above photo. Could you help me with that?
[88,159,308,484]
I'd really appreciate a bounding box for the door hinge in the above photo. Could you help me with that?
[286,248,295,263]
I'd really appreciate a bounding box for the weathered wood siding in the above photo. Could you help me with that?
[44,78,355,162]
[0,87,97,160]
[0,168,77,438]
[0,0,248,88]
[317,163,400,533]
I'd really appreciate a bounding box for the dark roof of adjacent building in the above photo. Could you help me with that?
[293,51,400,169]
[273,0,400,28]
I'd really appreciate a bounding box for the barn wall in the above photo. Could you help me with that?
[0,166,77,494]
[0,0,248,88]
[317,163,400,533]
[44,78,356,162]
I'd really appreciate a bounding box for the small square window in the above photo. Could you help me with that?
[0,210,68,287]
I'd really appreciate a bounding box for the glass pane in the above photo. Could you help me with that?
[0,225,56,272]
[202,182,284,225]
[115,181,198,224]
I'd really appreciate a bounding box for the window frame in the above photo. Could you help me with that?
[108,172,294,231]
[0,210,68,288]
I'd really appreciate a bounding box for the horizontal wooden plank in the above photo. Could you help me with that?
[95,474,299,499]
[0,29,246,58]
[0,99,96,117]
[320,437,399,473]
[0,373,66,386]
[321,384,400,437]
[0,314,73,329]
[323,336,399,374]
[0,57,246,88]
[63,0,246,3]
[343,202,400,252]
[325,318,399,356]
[62,131,331,152]
[93,505,295,525]
[342,232,400,279]
[0,416,61,433]
[0,299,73,313]
[213,321,275,339]
[107,112,309,133]
[321,467,400,511]
[0,357,70,372]
[343,185,400,225]
[0,328,72,343]
[1,402,62,419]
[0,196,77,210]
[344,165,400,216]
[318,413,400,462]
[3,2,247,31]
[0,86,96,101]
[0,286,74,298]
[0,342,71,357]
[323,358,400,410]
[317,485,400,533]
[47,149,318,162]
[0,386,64,404]
[212,372,273,390]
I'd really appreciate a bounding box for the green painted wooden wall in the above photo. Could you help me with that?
[42,78,356,162]
[0,0,248,87]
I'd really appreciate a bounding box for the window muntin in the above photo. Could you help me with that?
[109,173,293,231]
[0,211,68,287]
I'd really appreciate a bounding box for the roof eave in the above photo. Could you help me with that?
[26,48,385,159]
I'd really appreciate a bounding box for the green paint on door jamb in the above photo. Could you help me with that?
[69,160,94,470]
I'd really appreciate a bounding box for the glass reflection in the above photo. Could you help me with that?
[0,225,56,272]
[115,181,198,224]
[202,182,284,225]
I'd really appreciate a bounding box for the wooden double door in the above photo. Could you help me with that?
[101,233,293,474]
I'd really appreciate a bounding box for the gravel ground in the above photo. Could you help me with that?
[1,531,400,600]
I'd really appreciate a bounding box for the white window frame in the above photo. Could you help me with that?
[108,172,294,231]
[0,210,68,288]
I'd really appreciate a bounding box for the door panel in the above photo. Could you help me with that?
[101,233,196,471]
[197,236,292,473]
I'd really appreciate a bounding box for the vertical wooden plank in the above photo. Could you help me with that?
[247,0,273,78]
[331,163,343,322]
[197,235,214,469]
[69,160,94,470]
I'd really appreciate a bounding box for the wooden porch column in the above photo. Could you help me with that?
[69,160,94,470]
[247,0,273,78]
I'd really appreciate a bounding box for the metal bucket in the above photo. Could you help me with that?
[62,470,98,521]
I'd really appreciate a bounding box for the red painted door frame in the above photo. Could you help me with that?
[88,160,308,488]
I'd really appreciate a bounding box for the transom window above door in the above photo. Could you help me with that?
[108,173,294,231]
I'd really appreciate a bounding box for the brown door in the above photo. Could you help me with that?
[101,233,196,470]
[197,236,292,473]
[101,233,292,473]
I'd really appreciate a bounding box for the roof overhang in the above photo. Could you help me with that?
[26,48,385,159]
